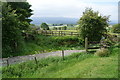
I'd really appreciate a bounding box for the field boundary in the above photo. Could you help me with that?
[38,30,79,36]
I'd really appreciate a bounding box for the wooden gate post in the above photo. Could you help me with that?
[85,37,88,52]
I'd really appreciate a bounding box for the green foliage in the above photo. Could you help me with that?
[63,26,67,30]
[58,27,61,30]
[106,33,119,43]
[78,8,109,42]
[100,38,113,48]
[8,2,33,30]
[111,24,120,33]
[2,2,33,58]
[35,35,83,48]
[40,23,49,30]
[2,3,24,57]
[2,34,83,57]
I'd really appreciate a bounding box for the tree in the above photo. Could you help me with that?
[8,2,33,30]
[40,23,49,30]
[78,8,109,42]
[111,24,120,33]
[2,1,33,57]
[2,2,23,57]
[63,26,67,30]
[58,27,61,30]
[60,24,63,26]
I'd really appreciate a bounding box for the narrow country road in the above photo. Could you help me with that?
[1,50,85,66]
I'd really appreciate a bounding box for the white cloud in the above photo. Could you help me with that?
[27,0,118,21]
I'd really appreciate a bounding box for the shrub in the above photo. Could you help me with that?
[100,38,113,48]
[111,24,120,33]
[94,48,110,57]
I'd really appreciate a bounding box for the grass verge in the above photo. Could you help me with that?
[2,46,118,78]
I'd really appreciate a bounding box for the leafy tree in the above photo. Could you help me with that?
[58,27,61,30]
[40,23,49,30]
[111,24,120,33]
[60,24,63,26]
[2,2,23,57]
[78,8,109,42]
[63,26,67,30]
[2,1,33,57]
[8,2,33,30]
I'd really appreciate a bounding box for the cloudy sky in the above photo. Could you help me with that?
[27,0,119,22]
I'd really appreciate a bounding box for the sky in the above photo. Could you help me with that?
[27,0,119,22]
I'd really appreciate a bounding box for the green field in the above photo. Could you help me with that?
[2,46,119,78]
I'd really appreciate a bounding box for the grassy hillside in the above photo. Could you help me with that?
[2,46,119,78]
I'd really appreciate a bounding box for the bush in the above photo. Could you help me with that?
[95,48,110,57]
[100,38,113,48]
[111,24,120,33]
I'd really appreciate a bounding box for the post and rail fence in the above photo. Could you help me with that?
[38,30,79,36]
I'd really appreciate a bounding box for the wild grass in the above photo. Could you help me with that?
[2,46,118,78]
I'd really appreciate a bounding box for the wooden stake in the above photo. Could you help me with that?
[34,57,38,64]
[6,59,9,67]
[85,37,88,52]
[62,50,64,60]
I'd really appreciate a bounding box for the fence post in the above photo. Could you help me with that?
[85,37,88,52]
[34,57,38,64]
[62,50,65,60]
[6,58,9,67]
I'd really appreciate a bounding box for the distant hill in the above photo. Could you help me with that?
[30,17,79,25]
[30,17,117,26]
